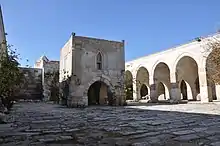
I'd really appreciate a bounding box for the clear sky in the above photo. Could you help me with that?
[1,0,220,67]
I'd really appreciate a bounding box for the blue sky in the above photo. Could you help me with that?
[1,0,220,67]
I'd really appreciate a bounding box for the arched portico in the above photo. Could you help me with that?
[153,62,171,101]
[175,56,200,101]
[136,66,150,100]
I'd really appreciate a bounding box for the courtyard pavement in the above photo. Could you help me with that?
[1,102,220,145]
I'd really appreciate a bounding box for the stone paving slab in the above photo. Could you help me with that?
[1,102,220,145]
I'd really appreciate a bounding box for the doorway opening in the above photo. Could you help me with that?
[140,84,149,99]
[157,82,169,100]
[87,81,109,105]
[180,80,187,100]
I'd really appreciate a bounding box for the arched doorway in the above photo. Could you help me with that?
[175,56,200,101]
[140,84,149,99]
[87,81,109,105]
[125,70,133,100]
[136,67,150,100]
[153,62,171,101]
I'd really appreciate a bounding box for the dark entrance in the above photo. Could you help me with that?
[140,84,148,98]
[157,82,166,100]
[87,81,110,105]
[180,80,187,100]
[125,84,133,100]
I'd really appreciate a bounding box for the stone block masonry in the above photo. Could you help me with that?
[15,67,43,100]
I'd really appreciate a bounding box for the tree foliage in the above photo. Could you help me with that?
[0,44,24,110]
[203,35,220,84]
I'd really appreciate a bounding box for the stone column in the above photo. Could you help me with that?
[136,82,141,101]
[132,79,138,101]
[198,69,209,103]
[149,76,157,102]
[170,72,181,103]
[170,83,181,102]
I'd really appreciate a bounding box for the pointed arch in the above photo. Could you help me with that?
[136,66,150,100]
[175,56,200,100]
[153,62,171,101]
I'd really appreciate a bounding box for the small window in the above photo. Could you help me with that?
[96,52,102,70]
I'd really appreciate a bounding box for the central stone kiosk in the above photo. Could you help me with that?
[59,33,125,107]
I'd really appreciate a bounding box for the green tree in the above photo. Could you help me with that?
[201,35,220,84]
[0,44,24,110]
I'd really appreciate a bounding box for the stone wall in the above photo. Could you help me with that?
[15,67,43,100]
[42,61,59,101]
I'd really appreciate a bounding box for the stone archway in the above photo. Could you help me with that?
[175,56,200,101]
[87,81,108,105]
[136,67,150,100]
[153,62,171,101]
[85,76,115,106]
[125,70,133,100]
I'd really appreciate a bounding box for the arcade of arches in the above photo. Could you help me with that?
[125,56,219,103]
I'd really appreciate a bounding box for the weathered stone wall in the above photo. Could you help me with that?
[60,33,125,107]
[15,67,43,100]
[42,61,59,101]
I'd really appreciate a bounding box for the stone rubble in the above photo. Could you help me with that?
[1,102,220,145]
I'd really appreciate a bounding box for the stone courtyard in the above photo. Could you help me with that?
[1,102,220,145]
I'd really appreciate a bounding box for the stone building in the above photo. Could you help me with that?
[34,56,59,100]
[125,33,220,103]
[60,33,125,107]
